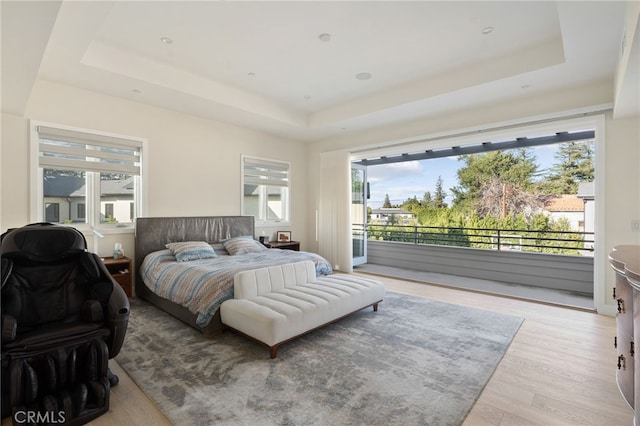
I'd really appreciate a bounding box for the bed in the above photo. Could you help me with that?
[134,216,333,335]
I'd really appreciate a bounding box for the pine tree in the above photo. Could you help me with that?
[382,193,392,208]
[434,176,447,208]
[536,140,594,194]
[421,191,432,207]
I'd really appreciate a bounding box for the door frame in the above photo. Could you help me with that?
[351,163,367,266]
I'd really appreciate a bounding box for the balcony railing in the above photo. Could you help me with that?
[353,223,594,255]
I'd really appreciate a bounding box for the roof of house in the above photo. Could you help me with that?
[44,175,133,197]
[542,195,584,212]
[43,175,85,197]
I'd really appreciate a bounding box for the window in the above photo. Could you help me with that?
[242,155,290,224]
[45,203,60,222]
[77,203,86,219]
[32,122,145,231]
[103,203,114,221]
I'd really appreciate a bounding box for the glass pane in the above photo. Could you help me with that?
[351,165,367,265]
[353,224,365,257]
[100,172,134,224]
[266,186,286,221]
[43,168,87,224]
[99,145,140,170]
[41,138,86,162]
[243,183,261,219]
[45,203,60,222]
[243,184,287,222]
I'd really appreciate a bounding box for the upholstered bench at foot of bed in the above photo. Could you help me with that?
[220,261,385,358]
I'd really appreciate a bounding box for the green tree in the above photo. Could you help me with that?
[536,140,594,194]
[382,193,392,208]
[402,196,421,212]
[351,168,364,196]
[433,176,447,208]
[451,149,538,216]
[421,191,432,207]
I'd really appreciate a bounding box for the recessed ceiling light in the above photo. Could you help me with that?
[481,27,494,35]
[318,33,332,42]
[355,72,372,81]
[160,37,173,44]
[247,72,256,77]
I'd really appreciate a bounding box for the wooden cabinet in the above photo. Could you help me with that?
[103,256,132,297]
[264,241,300,251]
[616,274,634,406]
[610,245,640,421]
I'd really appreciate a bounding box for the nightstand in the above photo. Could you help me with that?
[264,241,300,251]
[102,256,132,297]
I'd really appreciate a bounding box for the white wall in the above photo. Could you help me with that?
[545,211,584,232]
[1,113,30,228]
[1,80,308,257]
[603,114,640,304]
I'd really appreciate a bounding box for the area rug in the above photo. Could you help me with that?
[116,292,523,426]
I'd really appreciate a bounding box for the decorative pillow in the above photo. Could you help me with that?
[165,241,217,262]
[221,236,268,256]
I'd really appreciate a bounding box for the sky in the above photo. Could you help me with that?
[366,144,561,209]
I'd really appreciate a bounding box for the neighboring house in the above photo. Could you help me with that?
[539,185,595,253]
[577,182,596,252]
[43,175,85,223]
[577,182,595,235]
[43,175,134,224]
[541,194,585,231]
[539,183,595,235]
[370,208,414,224]
[243,184,285,222]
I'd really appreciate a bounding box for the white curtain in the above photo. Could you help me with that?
[318,150,352,273]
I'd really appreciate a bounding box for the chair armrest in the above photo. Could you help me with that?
[105,283,129,358]
[2,314,17,343]
[91,253,130,358]
[82,300,104,322]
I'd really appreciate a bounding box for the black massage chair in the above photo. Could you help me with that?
[1,223,129,425]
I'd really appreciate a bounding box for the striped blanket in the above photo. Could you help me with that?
[140,249,333,327]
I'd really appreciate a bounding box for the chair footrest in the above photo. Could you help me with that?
[1,338,112,423]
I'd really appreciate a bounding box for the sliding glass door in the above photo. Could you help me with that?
[351,164,367,266]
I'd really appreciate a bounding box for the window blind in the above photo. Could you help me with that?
[37,125,142,175]
[243,157,289,187]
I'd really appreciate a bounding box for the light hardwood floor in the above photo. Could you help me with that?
[4,275,633,426]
